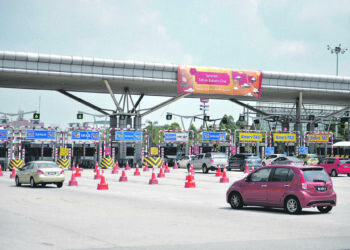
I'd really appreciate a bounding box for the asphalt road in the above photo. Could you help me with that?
[1,168,350,250]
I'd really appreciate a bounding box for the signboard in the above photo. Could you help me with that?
[150,147,159,155]
[105,146,111,156]
[202,132,226,141]
[239,132,263,142]
[300,147,308,154]
[200,98,209,103]
[273,133,297,142]
[60,148,69,156]
[265,147,275,155]
[164,133,189,142]
[0,129,8,139]
[194,145,200,155]
[26,130,56,140]
[115,131,142,141]
[177,66,262,97]
[72,131,99,140]
[308,134,329,143]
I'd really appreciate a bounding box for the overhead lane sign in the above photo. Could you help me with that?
[26,130,56,140]
[177,66,262,97]
[202,132,226,141]
[239,132,263,142]
[115,131,142,141]
[274,133,297,142]
[308,134,329,143]
[164,133,189,142]
[0,130,8,139]
[72,131,99,140]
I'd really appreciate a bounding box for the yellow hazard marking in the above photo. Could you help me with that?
[8,159,24,170]
[57,158,70,169]
[143,157,163,168]
[100,157,114,169]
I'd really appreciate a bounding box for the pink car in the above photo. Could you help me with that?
[317,157,350,177]
[226,165,336,214]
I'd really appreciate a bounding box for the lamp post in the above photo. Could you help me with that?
[327,44,348,76]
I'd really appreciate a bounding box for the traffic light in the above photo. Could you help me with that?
[222,117,228,124]
[254,119,260,124]
[120,114,126,120]
[77,113,83,119]
[204,115,210,121]
[166,114,172,120]
[33,113,40,120]
[239,115,245,122]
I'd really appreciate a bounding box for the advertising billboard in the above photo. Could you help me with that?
[0,129,8,140]
[202,132,226,141]
[115,131,142,141]
[164,133,189,142]
[239,132,263,142]
[177,66,262,97]
[273,133,297,142]
[308,134,329,143]
[72,131,99,140]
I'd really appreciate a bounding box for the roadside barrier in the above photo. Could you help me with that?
[8,159,24,170]
[57,158,70,169]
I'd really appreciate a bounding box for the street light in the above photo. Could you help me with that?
[327,44,348,76]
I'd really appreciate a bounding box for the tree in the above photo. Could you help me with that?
[167,122,182,131]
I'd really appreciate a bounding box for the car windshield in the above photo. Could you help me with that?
[37,163,59,169]
[247,156,260,159]
[288,157,301,162]
[212,153,227,158]
[339,158,350,164]
[302,168,330,183]
[309,155,317,158]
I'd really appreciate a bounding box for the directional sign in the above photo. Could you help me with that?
[265,147,275,155]
[71,131,99,140]
[26,130,56,140]
[0,129,8,139]
[164,133,189,142]
[202,132,226,141]
[115,131,142,141]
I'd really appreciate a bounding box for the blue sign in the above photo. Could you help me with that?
[72,131,99,140]
[26,130,56,140]
[265,147,274,155]
[202,132,226,141]
[299,147,308,154]
[115,131,142,141]
[0,129,8,140]
[164,133,177,141]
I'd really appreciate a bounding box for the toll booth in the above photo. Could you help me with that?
[70,129,100,168]
[23,128,57,162]
[0,127,10,170]
[158,130,194,166]
[233,130,267,159]
[197,129,232,157]
[110,128,146,167]
[303,131,333,156]
[269,131,301,156]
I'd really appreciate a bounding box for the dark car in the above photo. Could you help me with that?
[228,153,261,171]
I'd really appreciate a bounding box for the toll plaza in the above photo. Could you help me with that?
[269,130,301,156]
[158,129,194,165]
[233,129,267,158]
[196,129,232,156]
[303,131,333,156]
[22,127,57,163]
[110,128,146,167]
[70,128,100,168]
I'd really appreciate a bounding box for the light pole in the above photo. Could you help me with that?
[327,44,348,76]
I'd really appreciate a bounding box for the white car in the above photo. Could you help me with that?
[262,154,285,166]
[177,155,193,168]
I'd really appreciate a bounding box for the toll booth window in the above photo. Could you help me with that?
[126,147,135,156]
[43,148,52,157]
[85,148,95,157]
[0,148,6,157]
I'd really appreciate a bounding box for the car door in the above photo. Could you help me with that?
[266,167,295,206]
[242,168,272,205]
[18,164,28,183]
[325,158,335,174]
[21,163,33,184]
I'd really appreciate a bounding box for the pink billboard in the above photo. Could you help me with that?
[177,66,262,97]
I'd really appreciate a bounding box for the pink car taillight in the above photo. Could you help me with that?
[301,174,307,190]
[60,170,65,174]
[288,161,293,163]
[211,159,214,163]
[37,170,44,175]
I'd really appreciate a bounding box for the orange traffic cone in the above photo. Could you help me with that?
[119,168,128,182]
[72,162,76,172]
[157,167,166,178]
[75,167,81,177]
[112,161,119,174]
[251,164,255,172]
[244,162,250,174]
[149,168,159,185]
[94,168,102,179]
[134,164,141,176]
[10,167,16,178]
[173,161,179,169]
[190,163,195,175]
[143,163,149,172]
[220,167,230,183]
[164,163,170,173]
[0,165,3,177]
[78,164,83,172]
[215,167,222,177]
[69,173,78,186]
[94,161,99,173]
[125,162,131,170]
[97,176,109,190]
[185,171,196,188]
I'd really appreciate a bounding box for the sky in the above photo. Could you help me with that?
[0,0,349,129]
